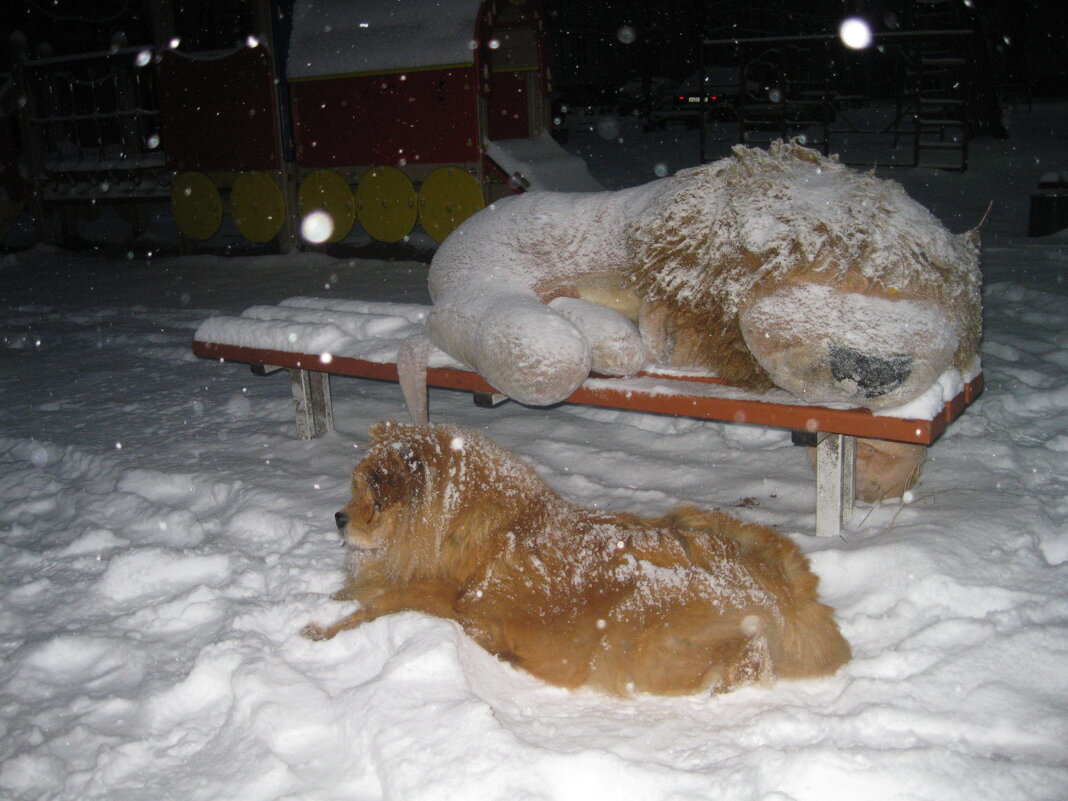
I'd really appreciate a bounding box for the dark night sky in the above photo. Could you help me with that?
[3,0,1066,94]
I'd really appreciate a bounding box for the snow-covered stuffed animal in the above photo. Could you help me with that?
[400,141,981,430]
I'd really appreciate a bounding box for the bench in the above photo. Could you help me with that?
[192,297,984,537]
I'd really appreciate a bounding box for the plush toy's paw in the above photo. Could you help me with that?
[301,622,332,641]
[475,298,592,406]
[548,297,647,376]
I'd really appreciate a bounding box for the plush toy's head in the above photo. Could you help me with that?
[628,142,982,409]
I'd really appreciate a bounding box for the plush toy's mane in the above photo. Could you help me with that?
[626,141,982,385]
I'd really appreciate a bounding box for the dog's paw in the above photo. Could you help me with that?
[301,623,332,641]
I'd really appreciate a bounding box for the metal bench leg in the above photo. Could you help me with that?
[473,392,509,408]
[290,369,333,439]
[815,432,856,537]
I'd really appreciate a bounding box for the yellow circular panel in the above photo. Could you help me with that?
[417,167,485,244]
[298,169,355,244]
[355,166,418,243]
[171,171,222,241]
[231,171,286,243]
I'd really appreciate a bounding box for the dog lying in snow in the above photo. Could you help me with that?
[303,422,850,696]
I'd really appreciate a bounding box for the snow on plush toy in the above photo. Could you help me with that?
[400,141,981,498]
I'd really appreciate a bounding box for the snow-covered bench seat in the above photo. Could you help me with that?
[192,297,984,536]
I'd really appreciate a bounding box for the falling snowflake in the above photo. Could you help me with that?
[301,211,335,244]
[839,17,873,49]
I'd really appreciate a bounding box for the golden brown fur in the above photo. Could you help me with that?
[303,422,850,696]
[625,141,982,390]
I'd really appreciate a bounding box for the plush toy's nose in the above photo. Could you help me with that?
[829,345,913,398]
[334,511,349,533]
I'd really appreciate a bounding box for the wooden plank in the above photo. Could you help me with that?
[290,368,333,439]
[192,339,984,445]
[569,383,943,443]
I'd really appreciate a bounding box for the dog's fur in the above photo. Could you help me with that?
[303,422,850,696]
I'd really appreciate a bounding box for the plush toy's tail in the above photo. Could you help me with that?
[398,333,431,424]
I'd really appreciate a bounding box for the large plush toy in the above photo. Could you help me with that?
[399,142,982,498]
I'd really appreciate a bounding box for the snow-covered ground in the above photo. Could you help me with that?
[2,101,1067,801]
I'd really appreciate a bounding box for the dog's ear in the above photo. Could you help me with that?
[365,442,425,509]
[368,420,399,444]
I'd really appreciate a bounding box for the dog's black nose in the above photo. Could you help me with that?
[335,511,349,532]
[829,345,912,398]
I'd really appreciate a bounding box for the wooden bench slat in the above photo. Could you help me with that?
[191,339,983,445]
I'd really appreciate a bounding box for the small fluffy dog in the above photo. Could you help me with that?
[303,422,850,695]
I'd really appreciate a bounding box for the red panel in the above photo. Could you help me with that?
[290,67,480,169]
[486,71,531,140]
[158,47,282,172]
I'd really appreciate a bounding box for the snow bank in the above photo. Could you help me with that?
[486,133,605,192]
[194,296,464,368]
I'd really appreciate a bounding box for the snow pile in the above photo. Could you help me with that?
[2,102,1068,800]
[486,134,605,192]
[195,296,463,368]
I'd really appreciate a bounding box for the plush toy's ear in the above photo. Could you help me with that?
[960,228,981,259]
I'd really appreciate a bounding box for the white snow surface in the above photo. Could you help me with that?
[195,296,465,369]
[486,134,606,192]
[3,102,1068,800]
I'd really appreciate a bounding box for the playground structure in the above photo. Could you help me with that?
[5,0,599,251]
[3,0,1025,249]
[676,0,1011,171]
[689,33,1003,171]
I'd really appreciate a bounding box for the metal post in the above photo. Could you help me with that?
[278,161,300,254]
[290,369,333,439]
[815,432,856,537]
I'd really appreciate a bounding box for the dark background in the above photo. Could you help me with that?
[3,0,1066,98]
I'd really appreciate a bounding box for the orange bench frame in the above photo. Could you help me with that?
[192,339,984,536]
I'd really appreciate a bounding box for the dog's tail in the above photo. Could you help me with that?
[766,586,852,681]
[671,507,851,680]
